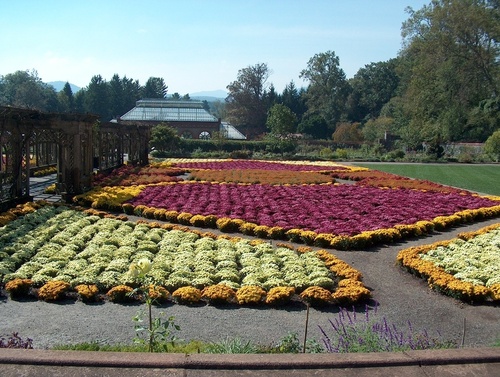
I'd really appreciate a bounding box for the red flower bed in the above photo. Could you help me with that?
[127,182,498,236]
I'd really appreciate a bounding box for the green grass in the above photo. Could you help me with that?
[53,340,208,353]
[353,163,500,196]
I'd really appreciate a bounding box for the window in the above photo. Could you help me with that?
[199,131,211,140]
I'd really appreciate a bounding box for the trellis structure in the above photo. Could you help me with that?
[0,106,150,209]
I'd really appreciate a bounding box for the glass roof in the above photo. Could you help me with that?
[120,99,219,122]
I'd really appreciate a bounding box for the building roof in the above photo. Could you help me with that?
[221,122,246,140]
[119,99,219,123]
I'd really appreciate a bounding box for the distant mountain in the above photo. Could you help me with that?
[47,81,81,93]
[190,90,227,101]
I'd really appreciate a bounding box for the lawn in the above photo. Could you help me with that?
[352,163,500,196]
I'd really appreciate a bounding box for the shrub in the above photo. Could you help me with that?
[177,212,193,225]
[38,281,71,301]
[216,217,239,232]
[236,286,266,305]
[254,225,271,238]
[171,286,202,305]
[142,207,156,219]
[189,214,207,227]
[265,286,295,306]
[75,284,100,302]
[202,284,236,305]
[106,285,134,303]
[5,278,33,299]
[239,222,257,235]
[319,306,457,353]
[148,285,170,304]
[203,215,218,228]
[122,203,135,215]
[0,333,33,349]
[164,210,180,222]
[299,286,333,307]
[332,279,371,305]
[133,205,148,216]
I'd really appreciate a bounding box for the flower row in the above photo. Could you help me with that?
[330,170,469,193]
[92,164,186,187]
[168,158,351,172]
[5,279,368,307]
[188,169,334,185]
[0,205,369,306]
[396,223,500,302]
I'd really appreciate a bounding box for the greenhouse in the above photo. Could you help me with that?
[116,99,221,139]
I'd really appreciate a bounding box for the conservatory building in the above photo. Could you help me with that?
[115,99,221,139]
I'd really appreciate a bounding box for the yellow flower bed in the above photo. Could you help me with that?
[73,185,147,211]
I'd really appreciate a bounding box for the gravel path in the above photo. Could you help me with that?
[1,217,499,350]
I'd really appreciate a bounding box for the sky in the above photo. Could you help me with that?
[0,0,430,95]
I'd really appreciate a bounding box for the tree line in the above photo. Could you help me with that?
[0,71,194,121]
[1,0,499,153]
[227,0,500,151]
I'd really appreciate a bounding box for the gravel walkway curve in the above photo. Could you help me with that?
[1,217,499,350]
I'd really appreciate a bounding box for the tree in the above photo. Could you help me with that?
[226,62,271,138]
[484,129,500,161]
[332,122,363,146]
[265,104,298,156]
[121,76,141,114]
[346,60,399,122]
[400,0,500,142]
[266,104,297,135]
[211,100,226,120]
[201,100,210,112]
[362,116,396,145]
[57,82,75,112]
[0,69,57,111]
[281,81,307,122]
[84,75,110,120]
[109,74,124,118]
[211,130,228,152]
[299,51,350,135]
[142,77,167,98]
[149,124,180,154]
[297,114,329,139]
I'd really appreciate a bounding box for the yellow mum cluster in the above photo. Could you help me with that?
[73,185,146,211]
[37,281,71,301]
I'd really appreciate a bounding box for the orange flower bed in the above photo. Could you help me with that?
[189,169,334,185]
[331,170,466,193]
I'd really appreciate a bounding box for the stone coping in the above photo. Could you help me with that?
[1,347,499,370]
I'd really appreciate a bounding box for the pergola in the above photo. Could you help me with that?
[0,106,150,209]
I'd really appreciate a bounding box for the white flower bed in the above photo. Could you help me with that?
[1,206,336,292]
[420,229,500,287]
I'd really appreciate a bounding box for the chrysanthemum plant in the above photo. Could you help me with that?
[128,258,180,352]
